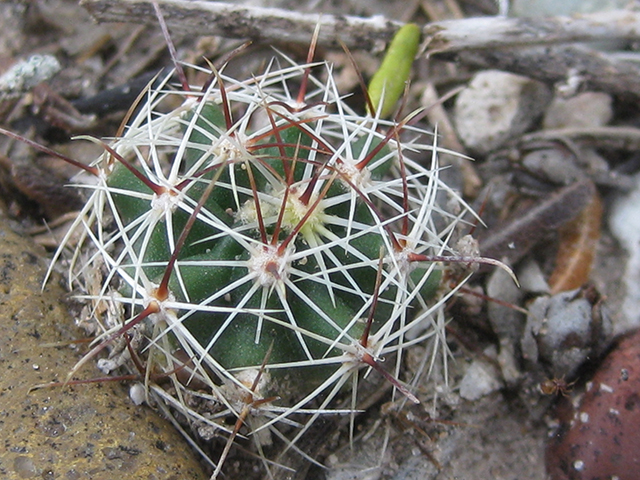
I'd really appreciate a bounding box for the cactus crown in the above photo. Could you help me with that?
[42,32,482,476]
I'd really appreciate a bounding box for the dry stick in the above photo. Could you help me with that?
[81,1,640,99]
[82,1,640,52]
[477,179,596,267]
[80,0,403,50]
[421,9,640,54]
[420,82,481,198]
[447,44,640,100]
[518,126,640,152]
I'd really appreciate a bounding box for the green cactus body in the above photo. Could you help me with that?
[103,98,413,390]
[55,51,478,475]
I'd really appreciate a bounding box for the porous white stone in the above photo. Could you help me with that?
[454,70,552,155]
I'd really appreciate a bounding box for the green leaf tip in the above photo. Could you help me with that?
[367,23,421,118]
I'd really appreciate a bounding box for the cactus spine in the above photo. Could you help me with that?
[48,42,478,474]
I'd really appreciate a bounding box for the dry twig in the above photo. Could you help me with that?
[82,1,640,53]
[518,126,640,152]
[422,10,640,54]
[81,1,640,99]
[80,0,403,50]
[449,44,640,100]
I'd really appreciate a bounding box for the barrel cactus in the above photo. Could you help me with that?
[19,27,499,475]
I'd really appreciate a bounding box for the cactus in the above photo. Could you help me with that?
[0,24,507,476]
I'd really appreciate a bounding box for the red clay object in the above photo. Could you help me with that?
[546,329,640,480]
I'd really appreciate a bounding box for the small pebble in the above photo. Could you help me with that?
[129,383,146,406]
[454,70,551,154]
[459,354,503,401]
[543,92,613,129]
[0,54,60,93]
[521,287,612,378]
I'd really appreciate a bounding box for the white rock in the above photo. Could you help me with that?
[517,259,550,295]
[129,383,146,405]
[609,173,640,334]
[543,92,613,129]
[0,54,60,93]
[454,70,551,155]
[459,358,503,401]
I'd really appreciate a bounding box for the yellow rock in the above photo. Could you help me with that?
[0,218,208,480]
